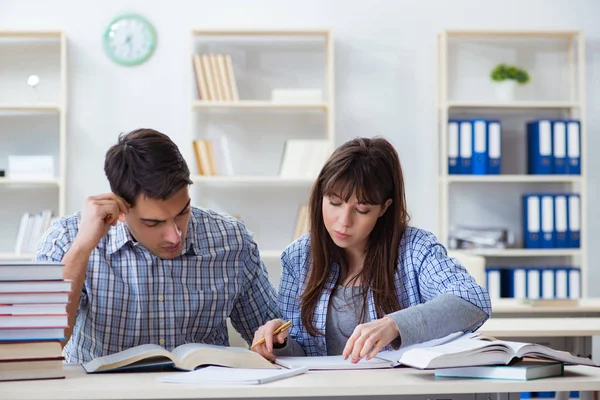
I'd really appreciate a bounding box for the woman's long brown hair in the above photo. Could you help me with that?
[300,137,410,337]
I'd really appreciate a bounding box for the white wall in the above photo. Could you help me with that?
[2,0,599,290]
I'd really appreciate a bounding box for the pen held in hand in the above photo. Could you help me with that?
[250,320,292,350]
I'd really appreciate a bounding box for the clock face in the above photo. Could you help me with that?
[103,13,156,66]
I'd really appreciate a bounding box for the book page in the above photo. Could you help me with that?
[497,340,598,366]
[276,355,392,370]
[82,344,174,373]
[377,331,473,365]
[171,343,277,370]
[158,366,308,385]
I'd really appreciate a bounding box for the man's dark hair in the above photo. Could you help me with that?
[104,128,193,206]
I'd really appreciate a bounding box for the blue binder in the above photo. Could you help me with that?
[540,194,555,248]
[471,119,487,175]
[553,194,568,248]
[487,120,501,175]
[523,194,541,249]
[552,120,567,174]
[567,194,580,248]
[527,120,553,174]
[566,120,581,175]
[448,120,460,174]
[459,120,472,174]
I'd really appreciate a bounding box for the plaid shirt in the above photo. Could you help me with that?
[279,226,492,356]
[36,207,280,363]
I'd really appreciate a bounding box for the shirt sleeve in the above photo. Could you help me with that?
[229,233,282,346]
[34,217,88,309]
[386,293,489,348]
[413,233,492,328]
[277,244,306,352]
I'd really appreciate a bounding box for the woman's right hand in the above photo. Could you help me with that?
[251,318,290,362]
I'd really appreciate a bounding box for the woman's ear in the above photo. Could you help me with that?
[379,199,393,218]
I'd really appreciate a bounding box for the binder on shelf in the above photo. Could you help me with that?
[568,267,581,299]
[527,268,541,300]
[566,120,581,175]
[505,268,527,300]
[487,120,501,175]
[523,195,541,249]
[448,120,460,175]
[554,268,569,300]
[527,120,552,175]
[554,195,568,248]
[472,119,487,175]
[541,268,555,300]
[459,121,472,174]
[552,121,567,175]
[540,195,555,248]
[567,194,580,248]
[485,268,501,300]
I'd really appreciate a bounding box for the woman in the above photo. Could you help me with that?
[253,137,491,362]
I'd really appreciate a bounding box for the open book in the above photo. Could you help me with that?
[276,332,472,370]
[398,337,599,370]
[82,343,277,373]
[158,366,308,385]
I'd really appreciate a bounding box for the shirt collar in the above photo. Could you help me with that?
[106,209,199,257]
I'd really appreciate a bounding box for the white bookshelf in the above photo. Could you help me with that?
[0,31,67,256]
[436,30,587,295]
[189,29,334,284]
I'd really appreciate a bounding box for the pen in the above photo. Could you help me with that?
[250,320,293,350]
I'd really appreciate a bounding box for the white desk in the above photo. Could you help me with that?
[1,364,600,400]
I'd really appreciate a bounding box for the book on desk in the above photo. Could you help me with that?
[82,343,277,373]
[276,333,598,371]
[434,359,564,381]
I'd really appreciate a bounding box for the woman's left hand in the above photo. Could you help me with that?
[342,316,400,363]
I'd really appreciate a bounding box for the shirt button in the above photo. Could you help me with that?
[158,295,164,302]
[159,338,165,345]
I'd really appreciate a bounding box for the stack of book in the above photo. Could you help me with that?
[0,261,70,381]
[192,53,239,102]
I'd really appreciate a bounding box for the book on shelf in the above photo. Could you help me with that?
[14,210,55,255]
[82,343,277,373]
[279,139,332,179]
[157,365,308,385]
[434,359,564,381]
[193,53,239,102]
[292,204,310,240]
[192,137,234,176]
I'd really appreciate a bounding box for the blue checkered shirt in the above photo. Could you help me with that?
[279,226,492,356]
[35,207,280,363]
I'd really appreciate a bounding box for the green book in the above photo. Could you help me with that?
[434,360,564,381]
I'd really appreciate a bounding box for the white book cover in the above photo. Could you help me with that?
[158,365,308,385]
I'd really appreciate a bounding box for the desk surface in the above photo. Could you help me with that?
[478,317,600,337]
[492,298,600,314]
[2,365,600,400]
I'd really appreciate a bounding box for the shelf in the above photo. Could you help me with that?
[442,175,582,184]
[442,30,580,38]
[0,178,61,186]
[0,31,62,38]
[459,249,581,257]
[0,252,34,261]
[192,175,315,186]
[443,101,579,109]
[0,104,61,113]
[192,29,329,37]
[192,100,328,110]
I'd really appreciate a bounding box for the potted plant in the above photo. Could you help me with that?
[490,64,530,101]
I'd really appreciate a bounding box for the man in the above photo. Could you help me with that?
[36,128,280,363]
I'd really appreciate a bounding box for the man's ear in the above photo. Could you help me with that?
[379,199,393,218]
[118,213,127,223]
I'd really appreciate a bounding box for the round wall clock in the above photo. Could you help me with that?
[103,13,157,66]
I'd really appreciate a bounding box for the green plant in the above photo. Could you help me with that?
[490,64,530,85]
